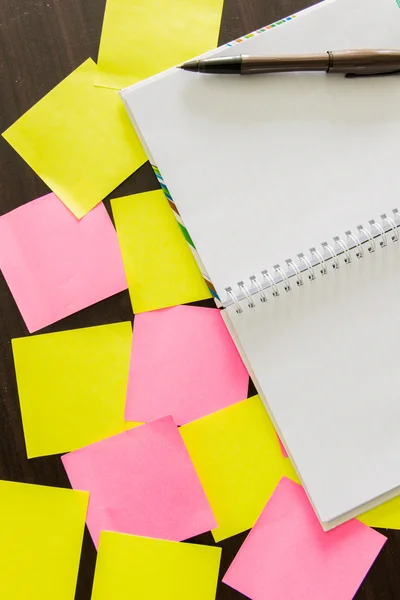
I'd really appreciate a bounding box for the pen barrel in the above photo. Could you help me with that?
[328,50,400,74]
[241,54,329,74]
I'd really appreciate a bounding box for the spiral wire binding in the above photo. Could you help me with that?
[250,275,267,303]
[225,208,400,313]
[333,236,351,264]
[322,242,340,269]
[346,230,363,259]
[286,259,303,287]
[369,220,387,247]
[357,225,375,253]
[310,247,327,275]
[262,270,279,297]
[274,264,291,292]
[298,253,316,280]
[382,213,399,243]
[238,281,255,309]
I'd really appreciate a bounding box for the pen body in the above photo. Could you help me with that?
[327,49,400,75]
[242,50,400,75]
[183,50,400,75]
[241,53,328,74]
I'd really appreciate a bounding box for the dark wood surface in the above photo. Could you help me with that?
[1,0,400,598]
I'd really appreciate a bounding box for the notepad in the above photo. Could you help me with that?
[0,480,88,600]
[125,306,248,425]
[180,396,299,541]
[62,417,217,547]
[91,532,221,600]
[96,0,224,90]
[223,478,386,600]
[121,0,400,528]
[111,191,211,312]
[2,59,146,218]
[0,194,127,332]
[12,322,137,458]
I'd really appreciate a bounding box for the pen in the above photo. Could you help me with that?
[179,50,400,77]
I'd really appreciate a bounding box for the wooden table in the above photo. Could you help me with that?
[1,0,400,597]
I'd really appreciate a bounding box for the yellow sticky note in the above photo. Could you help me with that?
[180,395,299,542]
[112,191,211,313]
[2,59,146,218]
[358,495,400,530]
[12,322,140,458]
[0,479,88,599]
[91,532,221,600]
[96,0,224,90]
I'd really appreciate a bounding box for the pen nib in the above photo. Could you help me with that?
[179,61,199,72]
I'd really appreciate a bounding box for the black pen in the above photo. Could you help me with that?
[179,50,400,77]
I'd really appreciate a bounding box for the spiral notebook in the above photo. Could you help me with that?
[121,0,400,530]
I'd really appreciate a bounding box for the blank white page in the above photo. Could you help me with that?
[223,241,400,527]
[122,0,400,305]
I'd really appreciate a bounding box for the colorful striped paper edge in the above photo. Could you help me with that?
[226,14,296,47]
[152,165,219,299]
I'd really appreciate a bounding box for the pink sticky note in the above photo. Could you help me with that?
[125,306,249,425]
[0,193,127,332]
[62,416,217,548]
[223,478,386,600]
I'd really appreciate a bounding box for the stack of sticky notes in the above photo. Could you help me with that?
[0,0,394,598]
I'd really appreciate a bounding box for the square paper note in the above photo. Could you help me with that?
[2,59,146,218]
[180,396,299,542]
[111,191,211,313]
[126,306,249,425]
[91,532,221,600]
[12,322,136,458]
[0,194,127,332]
[62,417,217,548]
[223,478,386,600]
[0,479,88,600]
[96,0,224,89]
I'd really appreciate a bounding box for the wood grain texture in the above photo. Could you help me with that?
[0,0,400,598]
